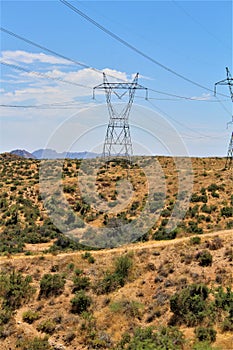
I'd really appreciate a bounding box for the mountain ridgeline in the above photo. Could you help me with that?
[9,148,99,159]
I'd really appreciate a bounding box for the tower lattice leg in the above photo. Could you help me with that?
[225,131,233,169]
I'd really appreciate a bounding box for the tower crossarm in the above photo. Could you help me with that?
[93,73,148,100]
[214,67,233,101]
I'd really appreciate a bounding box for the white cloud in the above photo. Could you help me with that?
[1,50,131,106]
[190,93,211,101]
[102,68,129,82]
[1,50,72,65]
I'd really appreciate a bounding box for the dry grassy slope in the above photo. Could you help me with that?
[0,155,232,242]
[0,154,232,349]
[0,230,232,350]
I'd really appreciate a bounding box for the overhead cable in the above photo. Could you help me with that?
[0,60,92,89]
[60,0,229,98]
[146,99,223,139]
[0,26,129,82]
[2,26,231,101]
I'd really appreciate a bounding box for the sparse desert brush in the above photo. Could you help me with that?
[170,284,210,326]
[16,336,52,350]
[37,319,56,334]
[194,326,217,343]
[115,326,185,350]
[22,310,40,324]
[195,250,213,267]
[190,236,201,245]
[70,290,92,314]
[38,273,66,299]
[0,270,35,310]
[110,299,144,318]
[72,274,90,293]
[94,253,133,294]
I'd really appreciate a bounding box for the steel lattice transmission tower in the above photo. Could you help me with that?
[93,73,148,162]
[215,67,233,168]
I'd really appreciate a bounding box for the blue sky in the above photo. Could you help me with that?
[0,0,232,156]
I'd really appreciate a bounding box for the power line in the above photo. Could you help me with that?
[60,0,229,98]
[2,26,231,102]
[136,95,229,103]
[2,59,230,110]
[0,60,201,102]
[0,60,92,89]
[0,104,90,109]
[146,87,230,102]
[146,99,224,139]
[2,61,231,112]
[1,96,229,110]
[0,26,129,82]
[172,0,231,51]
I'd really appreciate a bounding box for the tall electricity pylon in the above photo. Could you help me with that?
[215,67,233,168]
[93,73,147,162]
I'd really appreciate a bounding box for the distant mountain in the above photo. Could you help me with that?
[10,149,36,159]
[32,149,99,159]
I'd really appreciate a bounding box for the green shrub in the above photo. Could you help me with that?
[191,193,207,203]
[95,272,119,294]
[153,227,177,240]
[95,253,133,294]
[220,206,232,218]
[114,254,133,282]
[70,291,92,314]
[116,326,184,350]
[67,263,75,270]
[192,341,220,350]
[0,309,11,325]
[16,336,52,350]
[170,284,209,326]
[37,319,56,334]
[187,205,199,218]
[194,327,216,343]
[196,250,213,267]
[207,183,219,192]
[82,251,95,264]
[221,316,233,332]
[39,273,65,298]
[0,270,35,310]
[110,299,143,318]
[72,275,90,292]
[201,204,217,214]
[22,310,40,324]
[190,236,201,245]
[74,268,83,275]
[214,286,233,332]
[188,221,203,234]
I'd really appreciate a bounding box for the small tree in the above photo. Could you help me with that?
[170,284,209,326]
[0,270,35,310]
[70,291,92,314]
[39,273,65,298]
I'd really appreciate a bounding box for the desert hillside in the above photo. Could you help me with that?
[0,154,232,349]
